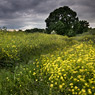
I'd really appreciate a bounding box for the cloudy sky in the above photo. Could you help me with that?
[0,0,95,30]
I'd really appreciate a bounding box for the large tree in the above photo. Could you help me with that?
[45,6,79,36]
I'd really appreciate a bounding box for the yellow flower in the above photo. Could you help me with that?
[73,78,77,81]
[55,82,57,85]
[33,72,36,75]
[74,86,78,90]
[59,85,63,89]
[35,79,38,81]
[12,45,16,48]
[62,83,65,86]
[85,83,88,87]
[70,83,73,86]
[92,86,95,89]
[71,86,73,88]
[50,84,53,88]
[60,76,64,80]
[88,89,92,94]
[63,74,66,76]
[72,89,74,92]
[81,89,86,93]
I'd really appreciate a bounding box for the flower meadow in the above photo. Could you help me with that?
[0,31,95,95]
[0,31,71,66]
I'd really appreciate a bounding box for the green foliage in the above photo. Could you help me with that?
[66,29,75,37]
[77,20,89,34]
[45,6,89,36]
[47,21,65,35]
[45,6,79,36]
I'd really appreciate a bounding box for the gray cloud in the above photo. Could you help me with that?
[0,0,95,29]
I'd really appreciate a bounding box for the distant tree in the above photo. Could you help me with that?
[45,6,79,36]
[25,28,45,33]
[25,29,31,33]
[18,29,23,32]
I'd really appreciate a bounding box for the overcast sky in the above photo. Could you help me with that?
[0,0,95,30]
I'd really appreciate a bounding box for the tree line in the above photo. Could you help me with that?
[25,6,90,37]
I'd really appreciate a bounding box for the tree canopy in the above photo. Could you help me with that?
[45,6,89,36]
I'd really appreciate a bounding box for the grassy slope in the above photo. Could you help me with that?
[0,31,77,66]
[0,31,95,95]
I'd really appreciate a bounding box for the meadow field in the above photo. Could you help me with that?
[0,31,95,95]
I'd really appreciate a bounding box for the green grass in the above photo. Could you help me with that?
[0,31,95,95]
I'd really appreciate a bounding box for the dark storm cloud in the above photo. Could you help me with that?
[0,0,42,19]
[0,0,95,29]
